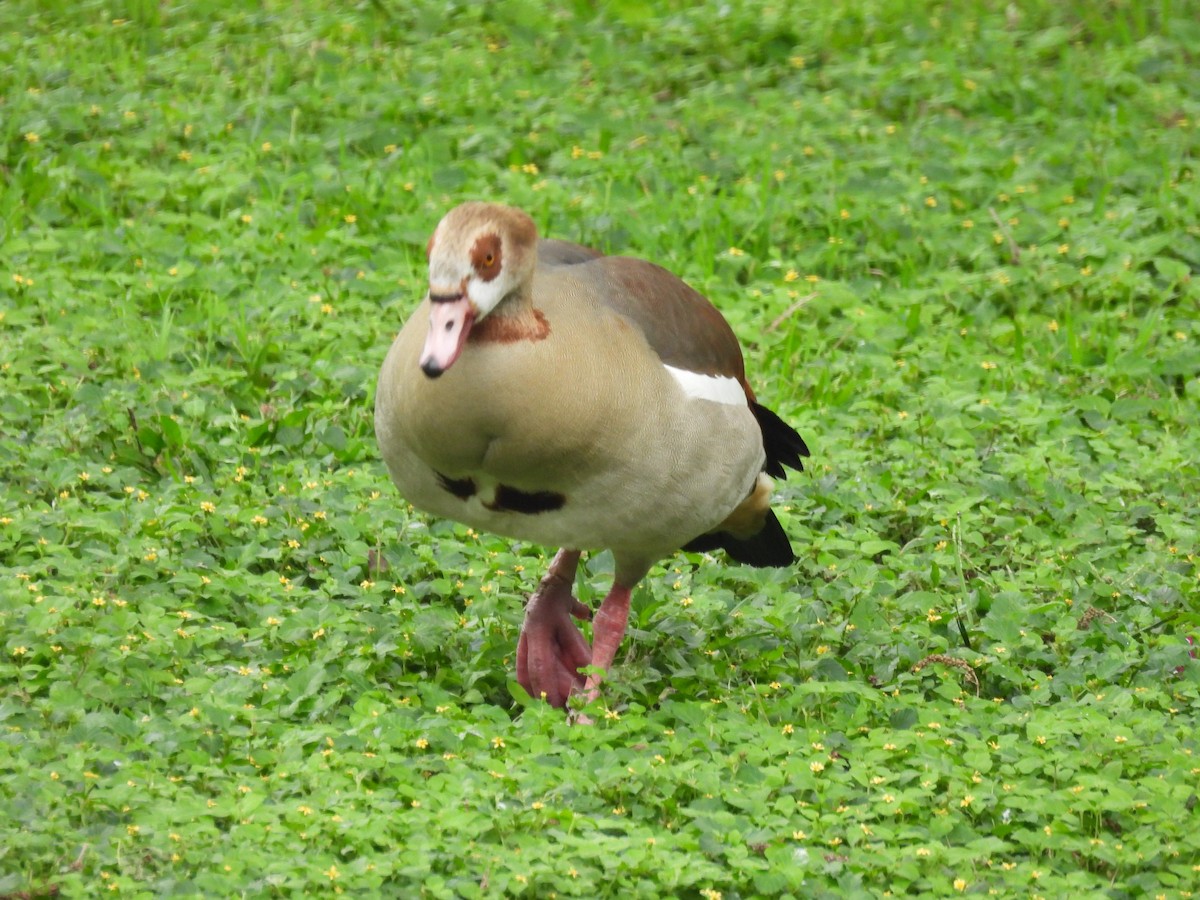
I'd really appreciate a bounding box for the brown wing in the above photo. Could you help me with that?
[593,256,811,478]
[543,246,810,481]
[590,257,747,381]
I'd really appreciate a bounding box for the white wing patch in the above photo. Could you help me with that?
[665,365,746,406]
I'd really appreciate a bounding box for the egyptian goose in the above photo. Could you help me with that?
[375,202,809,709]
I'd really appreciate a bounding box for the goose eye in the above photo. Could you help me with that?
[470,234,502,281]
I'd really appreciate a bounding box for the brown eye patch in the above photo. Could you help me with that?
[469,233,502,282]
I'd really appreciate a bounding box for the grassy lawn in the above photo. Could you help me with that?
[2,0,1198,895]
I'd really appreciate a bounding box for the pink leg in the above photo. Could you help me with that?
[515,549,592,708]
[580,583,633,704]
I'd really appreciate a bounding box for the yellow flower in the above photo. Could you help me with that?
[25,132,40,143]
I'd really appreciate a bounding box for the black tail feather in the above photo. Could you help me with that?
[682,509,794,568]
[752,402,809,478]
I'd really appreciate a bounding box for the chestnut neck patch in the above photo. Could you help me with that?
[472,308,550,345]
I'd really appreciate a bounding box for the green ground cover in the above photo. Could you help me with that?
[2,0,1198,895]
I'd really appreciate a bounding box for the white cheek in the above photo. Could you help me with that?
[664,365,746,405]
[469,275,510,317]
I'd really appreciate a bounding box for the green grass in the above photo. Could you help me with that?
[2,0,1198,895]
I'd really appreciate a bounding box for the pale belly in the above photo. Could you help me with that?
[386,433,759,563]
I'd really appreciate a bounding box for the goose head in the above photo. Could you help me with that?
[418,202,538,378]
